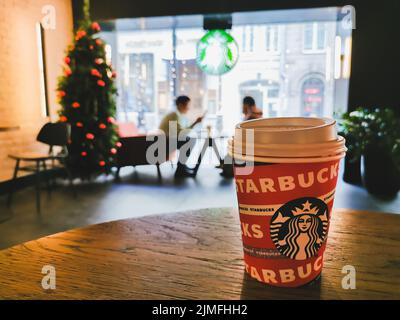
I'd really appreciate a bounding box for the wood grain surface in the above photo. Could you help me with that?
[0,126,20,132]
[0,208,399,300]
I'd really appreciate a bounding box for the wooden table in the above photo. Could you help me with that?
[0,208,399,300]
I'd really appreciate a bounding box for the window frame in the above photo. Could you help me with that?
[242,25,255,53]
[265,25,281,54]
[302,22,327,54]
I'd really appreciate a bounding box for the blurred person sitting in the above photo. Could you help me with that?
[159,96,204,177]
[219,96,263,178]
[242,96,263,120]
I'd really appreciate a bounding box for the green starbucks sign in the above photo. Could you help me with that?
[196,29,239,75]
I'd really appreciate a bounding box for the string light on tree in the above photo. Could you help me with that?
[107,117,116,124]
[57,91,66,100]
[75,30,87,41]
[86,133,95,140]
[91,69,101,77]
[64,67,72,77]
[91,22,101,32]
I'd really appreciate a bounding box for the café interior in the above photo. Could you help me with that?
[0,0,399,300]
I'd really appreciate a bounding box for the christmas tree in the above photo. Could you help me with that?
[57,19,120,177]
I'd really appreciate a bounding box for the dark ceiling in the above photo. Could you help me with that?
[87,0,355,20]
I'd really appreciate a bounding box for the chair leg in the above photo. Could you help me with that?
[42,160,51,197]
[7,159,20,207]
[156,164,162,180]
[35,161,42,216]
[115,167,121,181]
[65,166,77,198]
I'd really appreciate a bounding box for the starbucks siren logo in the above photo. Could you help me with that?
[196,29,239,75]
[270,197,329,260]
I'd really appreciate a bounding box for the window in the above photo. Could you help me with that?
[303,23,326,52]
[242,26,254,52]
[249,27,254,52]
[265,25,280,53]
[101,7,351,133]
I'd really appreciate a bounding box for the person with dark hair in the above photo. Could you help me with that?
[159,96,203,135]
[159,96,204,177]
[220,96,264,178]
[242,96,263,120]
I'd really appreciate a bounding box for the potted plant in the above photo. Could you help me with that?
[339,108,400,197]
[337,111,363,185]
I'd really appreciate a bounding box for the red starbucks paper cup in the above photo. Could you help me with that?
[229,117,347,288]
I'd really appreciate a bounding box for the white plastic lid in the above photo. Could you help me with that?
[231,117,347,162]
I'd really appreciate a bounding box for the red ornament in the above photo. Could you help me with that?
[72,102,80,109]
[99,123,107,130]
[64,56,71,65]
[91,22,101,32]
[81,151,88,157]
[95,39,103,46]
[86,133,95,140]
[64,68,72,77]
[91,69,101,77]
[97,80,106,87]
[76,122,83,128]
[116,142,122,148]
[57,91,66,98]
[107,117,115,124]
[111,71,117,78]
[75,30,87,41]
[110,148,117,155]
[95,58,104,65]
[99,161,106,167]
[59,116,68,122]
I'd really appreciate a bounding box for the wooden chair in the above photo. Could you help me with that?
[7,122,74,215]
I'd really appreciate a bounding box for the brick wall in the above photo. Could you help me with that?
[0,0,73,182]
